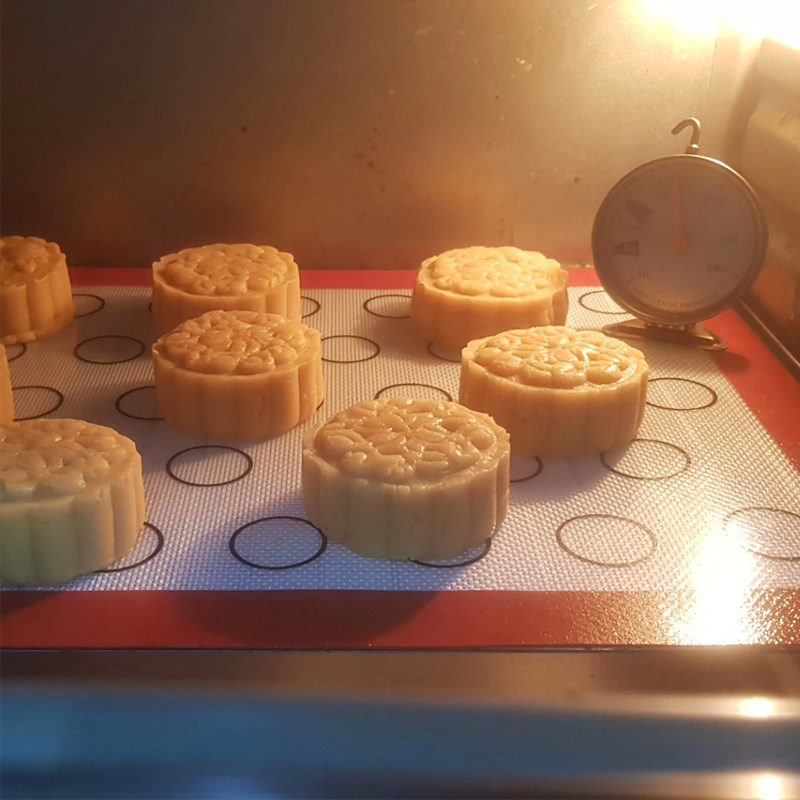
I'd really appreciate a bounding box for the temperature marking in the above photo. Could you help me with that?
[708,263,728,274]
[626,198,652,224]
[614,241,640,256]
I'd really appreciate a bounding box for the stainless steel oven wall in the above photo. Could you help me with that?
[739,40,800,358]
[0,0,745,268]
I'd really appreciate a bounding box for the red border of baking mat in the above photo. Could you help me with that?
[2,269,798,649]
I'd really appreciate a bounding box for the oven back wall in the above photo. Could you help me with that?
[1,0,735,268]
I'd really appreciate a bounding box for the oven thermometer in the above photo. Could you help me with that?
[591,117,767,350]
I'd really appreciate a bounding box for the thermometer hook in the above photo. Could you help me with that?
[671,117,701,154]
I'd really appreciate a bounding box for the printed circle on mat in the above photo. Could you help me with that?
[578,290,627,315]
[12,386,64,420]
[724,507,800,562]
[72,293,106,318]
[374,383,452,402]
[427,341,461,363]
[166,445,253,487]
[556,514,657,567]
[230,516,327,570]
[321,335,381,363]
[510,454,543,483]
[116,385,163,421]
[6,343,26,361]
[363,293,411,318]
[301,295,321,319]
[646,377,718,411]
[74,335,145,364]
[600,439,690,480]
[97,523,164,573]
[412,538,492,568]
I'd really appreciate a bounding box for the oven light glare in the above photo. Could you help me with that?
[641,0,800,49]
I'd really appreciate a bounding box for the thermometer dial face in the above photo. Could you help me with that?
[592,155,767,325]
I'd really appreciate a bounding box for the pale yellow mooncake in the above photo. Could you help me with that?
[153,309,323,441]
[152,243,301,336]
[0,344,13,424]
[411,246,568,352]
[303,397,510,560]
[1,236,75,345]
[460,326,649,458]
[0,418,146,585]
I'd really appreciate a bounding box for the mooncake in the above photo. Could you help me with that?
[302,397,510,560]
[411,246,568,352]
[460,326,649,458]
[152,243,301,335]
[0,418,146,585]
[1,236,74,345]
[153,309,323,440]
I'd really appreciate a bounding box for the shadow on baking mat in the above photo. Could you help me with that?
[362,292,412,320]
[71,291,106,318]
[174,587,437,648]
[320,334,381,364]
[0,588,54,612]
[176,515,450,646]
[164,444,254,487]
[524,457,609,501]
[73,377,157,430]
[73,334,147,365]
[356,293,435,361]
[11,385,64,421]
[708,347,751,375]
[115,385,163,422]
[427,341,461,363]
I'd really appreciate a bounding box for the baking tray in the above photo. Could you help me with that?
[2,269,798,648]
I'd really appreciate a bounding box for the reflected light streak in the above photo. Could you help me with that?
[641,0,800,50]
[678,523,756,645]
[738,696,777,719]
[753,773,785,800]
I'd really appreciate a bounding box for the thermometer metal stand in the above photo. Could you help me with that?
[602,318,726,351]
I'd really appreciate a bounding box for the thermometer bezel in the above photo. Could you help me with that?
[592,154,768,326]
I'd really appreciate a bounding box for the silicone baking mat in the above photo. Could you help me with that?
[2,269,799,648]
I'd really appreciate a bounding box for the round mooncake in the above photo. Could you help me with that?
[153,309,323,441]
[0,418,146,585]
[411,246,568,352]
[0,344,13,424]
[460,326,649,458]
[302,397,510,560]
[1,236,75,345]
[152,243,301,336]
